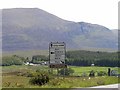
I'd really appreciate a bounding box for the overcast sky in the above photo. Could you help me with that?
[0,0,119,29]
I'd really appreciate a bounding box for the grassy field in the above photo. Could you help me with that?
[2,50,49,59]
[2,75,119,88]
[2,65,48,73]
[71,66,119,76]
[2,65,119,74]
[2,48,117,57]
[1,65,119,88]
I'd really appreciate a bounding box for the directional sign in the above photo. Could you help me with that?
[49,42,66,64]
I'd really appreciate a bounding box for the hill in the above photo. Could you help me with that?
[2,8,118,51]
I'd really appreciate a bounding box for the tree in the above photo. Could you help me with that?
[31,55,48,64]
[2,56,24,66]
[66,50,119,67]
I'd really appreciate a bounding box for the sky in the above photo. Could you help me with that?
[0,0,119,29]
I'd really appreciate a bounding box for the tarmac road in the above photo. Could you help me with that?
[71,84,119,90]
[90,84,119,88]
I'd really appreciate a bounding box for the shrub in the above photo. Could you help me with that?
[29,72,49,85]
[2,56,24,66]
[97,71,107,76]
[31,55,48,64]
[15,83,24,88]
[49,78,61,86]
[26,72,34,77]
[58,68,74,76]
[97,80,105,85]
[82,72,87,77]
[89,70,95,77]
[4,82,11,87]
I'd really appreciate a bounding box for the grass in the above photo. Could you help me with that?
[1,65,120,88]
[2,74,119,88]
[2,65,119,73]
[2,65,48,73]
[2,50,49,58]
[43,76,119,88]
[70,66,119,76]
[2,75,30,88]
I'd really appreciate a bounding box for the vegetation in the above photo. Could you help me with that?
[42,76,118,88]
[97,71,107,76]
[2,50,120,67]
[89,70,95,77]
[31,55,48,64]
[1,50,120,88]
[66,50,119,67]
[58,68,74,76]
[29,71,49,85]
[2,55,27,66]
[2,65,119,88]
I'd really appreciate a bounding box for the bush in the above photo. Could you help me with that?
[29,72,49,85]
[2,56,24,66]
[26,72,34,77]
[97,80,105,85]
[31,55,48,64]
[97,71,107,76]
[58,68,74,76]
[82,72,87,77]
[89,70,95,77]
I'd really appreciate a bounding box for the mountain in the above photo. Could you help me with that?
[2,8,118,52]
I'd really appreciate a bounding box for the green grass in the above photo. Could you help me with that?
[1,65,119,88]
[2,65,48,73]
[2,50,49,58]
[2,65,119,73]
[2,75,30,88]
[2,75,119,88]
[70,66,119,76]
[41,76,118,88]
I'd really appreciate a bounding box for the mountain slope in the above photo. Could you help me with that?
[2,8,118,51]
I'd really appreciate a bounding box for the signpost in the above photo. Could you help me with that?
[49,42,66,64]
[49,42,67,76]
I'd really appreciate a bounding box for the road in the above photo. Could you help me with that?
[71,84,119,90]
[90,84,119,88]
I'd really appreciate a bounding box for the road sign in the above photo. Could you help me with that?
[49,42,66,64]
